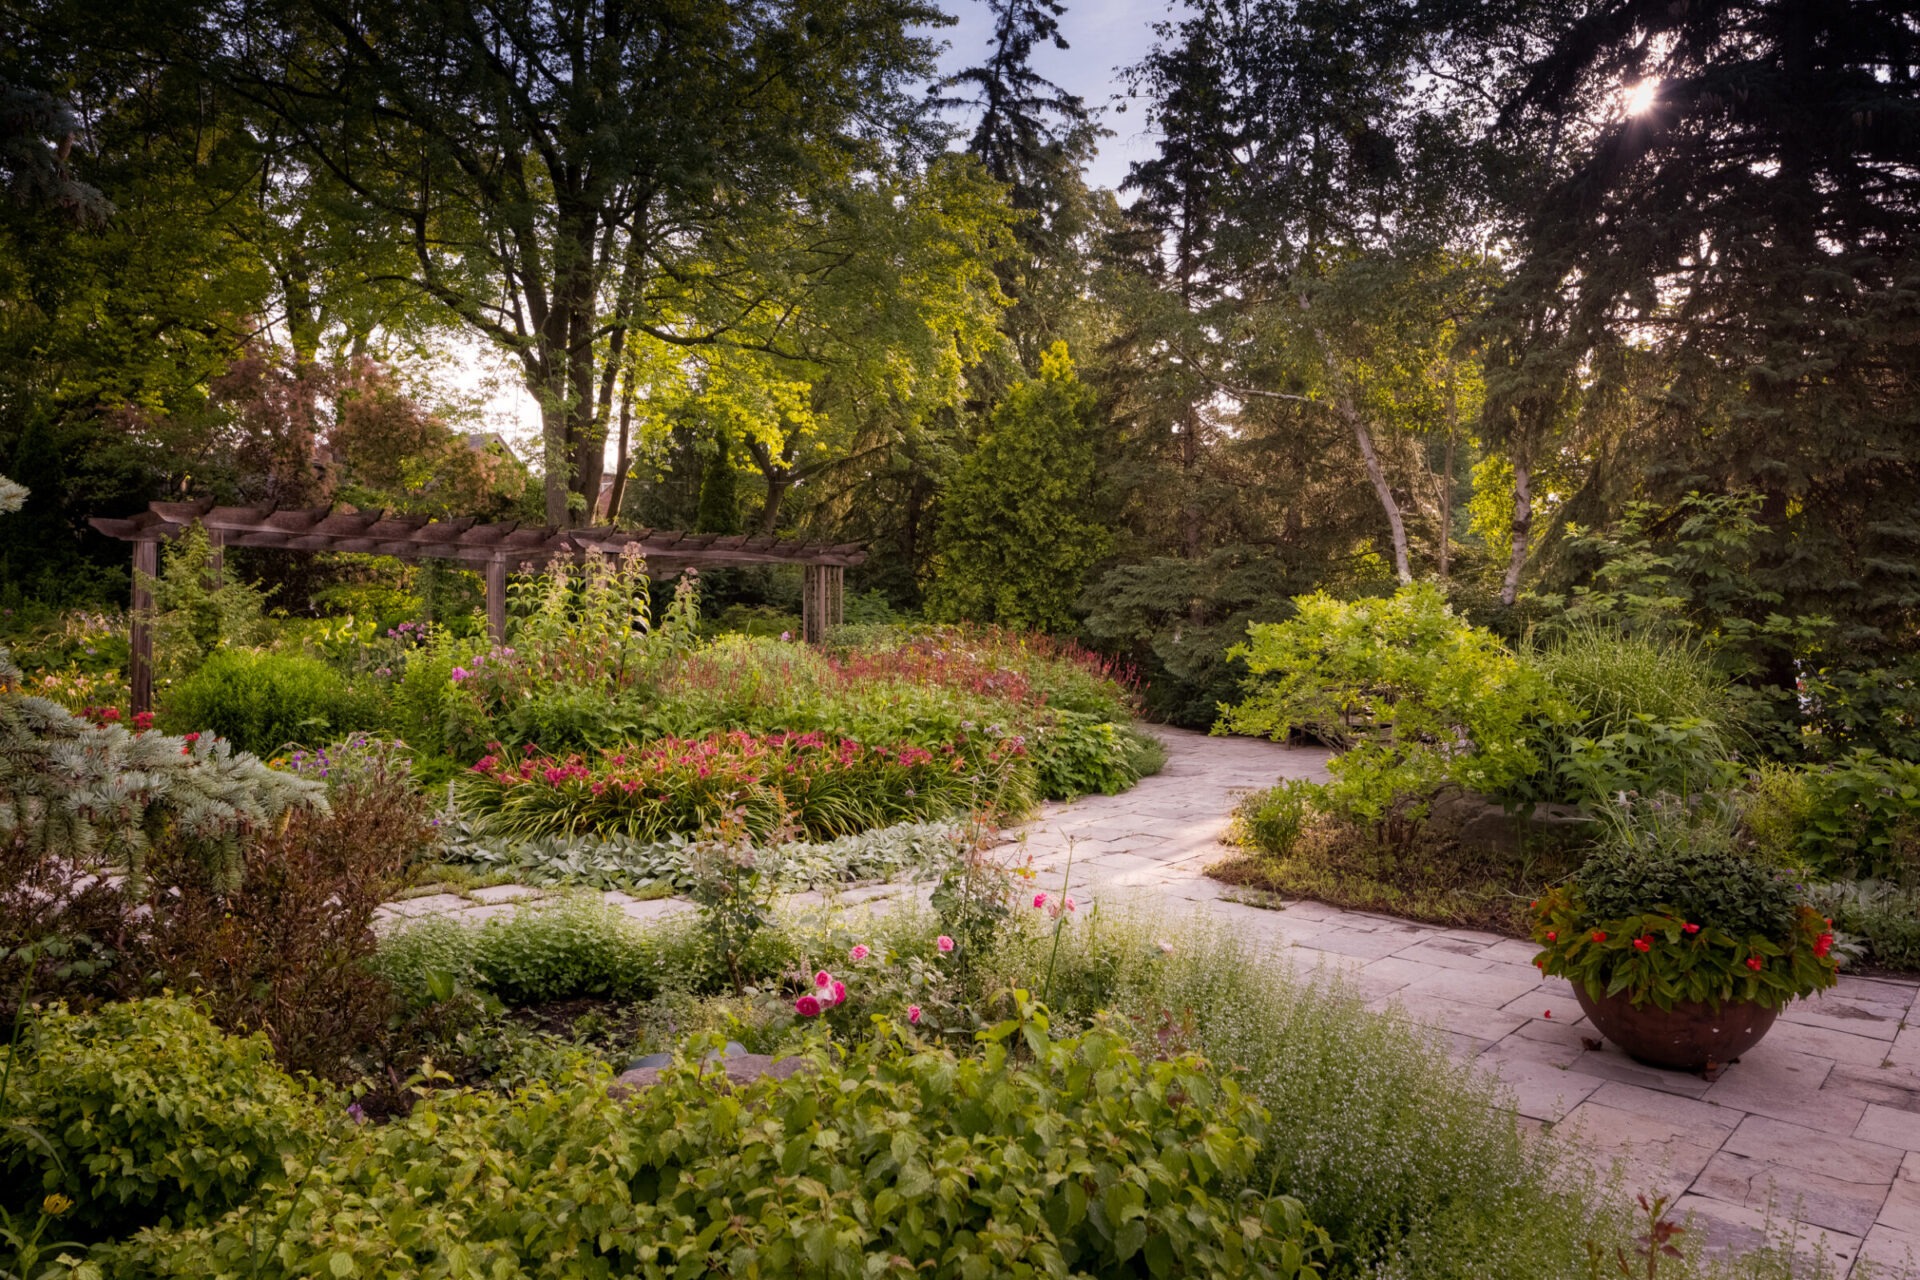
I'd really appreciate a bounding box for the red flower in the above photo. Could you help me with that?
[1633,937,1651,953]
[1814,933,1834,959]
[1591,931,1607,943]
[1683,922,1700,934]
[1746,957,1764,972]
[794,995,822,1017]
[1545,932,1557,942]
[133,711,154,731]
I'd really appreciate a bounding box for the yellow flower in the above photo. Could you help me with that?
[42,1193,73,1216]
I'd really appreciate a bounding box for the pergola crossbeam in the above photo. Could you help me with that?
[90,502,865,713]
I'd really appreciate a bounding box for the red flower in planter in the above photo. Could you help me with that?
[1633,937,1651,953]
[1683,923,1700,934]
[1746,957,1764,972]
[1546,932,1557,942]
[1591,931,1607,943]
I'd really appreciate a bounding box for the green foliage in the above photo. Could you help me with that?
[925,343,1110,632]
[1794,752,1920,881]
[1549,717,1744,812]
[692,430,741,535]
[1027,711,1147,799]
[0,998,323,1237]
[0,646,322,893]
[1233,779,1324,858]
[158,648,367,757]
[373,897,706,1008]
[1018,914,1650,1280]
[439,817,966,895]
[111,1004,1327,1280]
[1221,584,1563,817]
[139,524,271,683]
[1532,833,1838,1011]
[1530,625,1738,740]
[1739,763,1816,870]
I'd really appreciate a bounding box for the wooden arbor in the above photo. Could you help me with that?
[89,501,867,714]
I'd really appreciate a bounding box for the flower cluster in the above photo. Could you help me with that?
[79,705,153,732]
[459,729,1018,843]
[793,935,954,1026]
[1530,885,1841,1011]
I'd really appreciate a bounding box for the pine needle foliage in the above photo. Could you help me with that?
[0,646,322,892]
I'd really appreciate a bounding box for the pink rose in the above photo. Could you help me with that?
[849,945,870,962]
[936,935,955,953]
[794,995,822,1017]
[1064,896,1076,913]
[907,1005,922,1024]
[832,981,847,1005]
[815,970,832,988]
[1033,892,1047,909]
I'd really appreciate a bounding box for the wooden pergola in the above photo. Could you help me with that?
[90,501,866,714]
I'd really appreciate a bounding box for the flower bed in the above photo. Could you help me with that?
[457,729,1031,842]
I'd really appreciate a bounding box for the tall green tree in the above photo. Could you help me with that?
[188,0,948,526]
[1481,0,1920,666]
[925,342,1107,630]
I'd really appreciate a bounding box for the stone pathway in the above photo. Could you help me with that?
[1019,727,1920,1279]
[385,725,1920,1276]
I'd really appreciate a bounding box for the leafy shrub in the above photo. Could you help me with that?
[0,998,323,1237]
[1009,913,1636,1280]
[374,897,714,1006]
[1739,762,1816,869]
[1796,750,1920,880]
[1548,715,1743,809]
[1221,584,1563,817]
[1028,710,1142,798]
[111,1008,1328,1280]
[1809,879,1920,970]
[1532,830,1838,1010]
[159,648,366,756]
[126,738,434,1077]
[1234,779,1322,857]
[458,730,1031,843]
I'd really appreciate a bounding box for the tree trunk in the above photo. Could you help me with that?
[1501,454,1532,606]
[745,435,794,533]
[605,373,635,524]
[1437,372,1458,580]
[1341,394,1412,584]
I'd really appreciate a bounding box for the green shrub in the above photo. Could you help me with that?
[111,1008,1328,1280]
[1221,584,1564,817]
[1798,750,1920,880]
[1029,710,1142,799]
[1234,779,1322,857]
[1118,725,1168,779]
[1740,762,1817,868]
[159,648,366,756]
[0,998,323,1237]
[374,897,718,1006]
[1007,913,1627,1280]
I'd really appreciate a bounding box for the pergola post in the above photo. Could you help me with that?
[129,537,158,716]
[485,554,508,645]
[801,564,845,644]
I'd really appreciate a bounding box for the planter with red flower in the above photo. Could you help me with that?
[1530,842,1839,1075]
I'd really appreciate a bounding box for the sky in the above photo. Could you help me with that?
[463,0,1172,465]
[929,0,1170,193]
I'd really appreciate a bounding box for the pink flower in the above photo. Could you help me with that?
[794,995,822,1017]
[936,935,955,953]
[849,945,870,962]
[907,1005,922,1024]
[450,667,469,681]
[831,981,847,1005]
[1033,892,1047,909]
[1064,896,1076,914]
[815,970,832,988]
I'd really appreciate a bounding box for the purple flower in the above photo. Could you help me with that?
[346,1102,367,1124]
[451,667,470,682]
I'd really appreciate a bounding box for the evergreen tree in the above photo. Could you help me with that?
[0,647,322,893]
[1483,0,1920,679]
[694,430,743,536]
[925,343,1108,630]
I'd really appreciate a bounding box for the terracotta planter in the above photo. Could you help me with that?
[1572,984,1779,1074]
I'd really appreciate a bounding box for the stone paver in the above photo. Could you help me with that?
[383,723,1920,1275]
